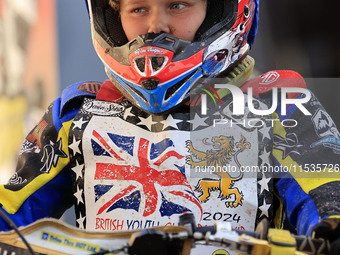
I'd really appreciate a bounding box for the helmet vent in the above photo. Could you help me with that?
[164,69,198,101]
[158,36,176,47]
[163,37,176,45]
[165,37,175,44]
[134,57,146,73]
[129,40,138,48]
[127,84,149,105]
[141,79,159,90]
[151,56,165,72]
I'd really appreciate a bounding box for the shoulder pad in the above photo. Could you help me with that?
[60,81,101,117]
[241,70,307,98]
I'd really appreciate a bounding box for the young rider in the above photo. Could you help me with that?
[1,0,339,253]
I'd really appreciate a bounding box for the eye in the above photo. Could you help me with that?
[170,2,186,10]
[132,7,146,13]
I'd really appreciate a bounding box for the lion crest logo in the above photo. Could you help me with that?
[186,135,251,208]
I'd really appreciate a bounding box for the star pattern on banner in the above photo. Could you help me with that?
[76,211,85,230]
[74,185,84,205]
[69,136,81,155]
[258,172,270,194]
[160,114,183,129]
[189,113,209,130]
[73,117,88,129]
[259,147,271,166]
[259,125,271,140]
[259,199,271,218]
[137,115,155,130]
[123,106,134,120]
[72,160,84,180]
[255,117,273,225]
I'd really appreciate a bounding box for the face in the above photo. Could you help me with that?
[119,0,207,41]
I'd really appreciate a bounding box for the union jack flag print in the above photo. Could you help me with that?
[90,130,203,220]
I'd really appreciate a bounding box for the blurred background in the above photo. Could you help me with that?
[0,0,339,184]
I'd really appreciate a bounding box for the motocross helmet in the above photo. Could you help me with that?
[85,0,259,113]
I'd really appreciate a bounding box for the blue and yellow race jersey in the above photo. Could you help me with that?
[1,72,339,238]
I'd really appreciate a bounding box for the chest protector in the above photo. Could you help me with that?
[68,94,274,233]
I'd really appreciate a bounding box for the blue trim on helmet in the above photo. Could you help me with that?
[107,67,203,113]
[247,0,259,48]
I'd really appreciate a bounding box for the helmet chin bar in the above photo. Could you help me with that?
[105,64,204,114]
[99,39,251,114]
[104,54,255,115]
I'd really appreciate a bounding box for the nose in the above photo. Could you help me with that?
[147,9,171,34]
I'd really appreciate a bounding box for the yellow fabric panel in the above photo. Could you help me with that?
[274,192,284,229]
